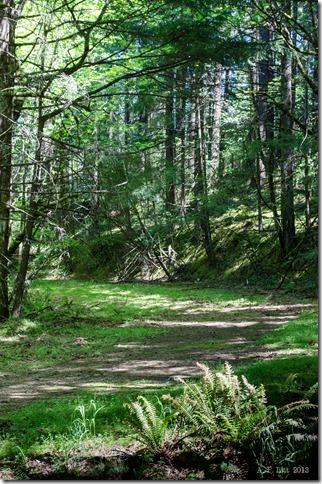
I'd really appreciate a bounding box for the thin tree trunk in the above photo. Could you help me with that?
[303,55,310,231]
[209,63,222,183]
[194,91,216,268]
[91,114,100,236]
[178,89,187,220]
[12,117,45,317]
[0,0,15,320]
[123,97,132,230]
[165,71,176,213]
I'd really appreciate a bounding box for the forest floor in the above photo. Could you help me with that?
[0,281,318,480]
[0,282,317,409]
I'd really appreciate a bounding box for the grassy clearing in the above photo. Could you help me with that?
[0,280,268,372]
[31,279,270,319]
[0,279,318,473]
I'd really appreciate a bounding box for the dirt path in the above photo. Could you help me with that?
[0,303,316,408]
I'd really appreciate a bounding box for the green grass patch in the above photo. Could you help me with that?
[259,308,318,349]
[235,355,318,406]
[0,322,170,372]
[31,279,269,320]
[0,387,183,458]
[234,308,318,405]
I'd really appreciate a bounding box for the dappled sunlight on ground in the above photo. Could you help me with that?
[0,300,317,408]
[147,320,278,327]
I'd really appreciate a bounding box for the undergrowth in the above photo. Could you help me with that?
[128,363,318,480]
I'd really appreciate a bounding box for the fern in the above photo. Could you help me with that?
[304,382,318,401]
[126,362,318,477]
[128,396,178,451]
[172,362,270,446]
[254,392,318,477]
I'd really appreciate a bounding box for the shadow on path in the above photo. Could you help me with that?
[0,303,317,408]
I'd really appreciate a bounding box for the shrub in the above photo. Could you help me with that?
[67,235,128,278]
[172,362,269,448]
[127,363,318,479]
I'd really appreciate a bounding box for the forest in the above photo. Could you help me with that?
[0,0,318,480]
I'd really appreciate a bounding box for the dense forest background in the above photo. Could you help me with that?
[0,0,318,320]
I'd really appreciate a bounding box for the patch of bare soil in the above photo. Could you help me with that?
[0,303,316,408]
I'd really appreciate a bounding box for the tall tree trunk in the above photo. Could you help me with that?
[280,0,296,257]
[12,21,48,317]
[249,64,263,232]
[0,0,15,320]
[165,72,176,213]
[194,91,216,268]
[91,114,100,236]
[177,75,187,220]
[12,117,45,317]
[122,97,132,230]
[251,25,282,242]
[209,63,222,184]
[303,56,310,231]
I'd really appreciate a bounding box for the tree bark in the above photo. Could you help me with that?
[209,63,222,184]
[280,0,296,257]
[177,70,187,220]
[194,89,216,268]
[12,116,45,318]
[165,72,176,213]
[0,0,15,320]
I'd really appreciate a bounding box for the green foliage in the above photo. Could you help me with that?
[260,308,318,349]
[236,356,318,407]
[172,362,269,447]
[253,396,318,479]
[127,363,318,479]
[69,400,104,442]
[0,391,144,457]
[128,396,179,450]
[67,234,129,279]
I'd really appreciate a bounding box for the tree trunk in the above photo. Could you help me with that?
[165,72,176,213]
[209,63,222,184]
[194,90,216,268]
[178,80,187,220]
[251,25,282,241]
[280,0,296,257]
[12,113,45,317]
[91,114,100,236]
[0,0,15,320]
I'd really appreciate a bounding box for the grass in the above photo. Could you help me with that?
[31,279,267,319]
[0,387,183,459]
[0,279,318,473]
[0,280,269,372]
[235,355,318,406]
[259,308,318,348]
[233,308,318,406]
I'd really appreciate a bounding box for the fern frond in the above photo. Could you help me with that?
[277,400,317,418]
[137,396,158,425]
[241,374,257,395]
[197,361,215,392]
[129,396,172,450]
[131,401,153,435]
[215,362,240,403]
[303,382,318,401]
